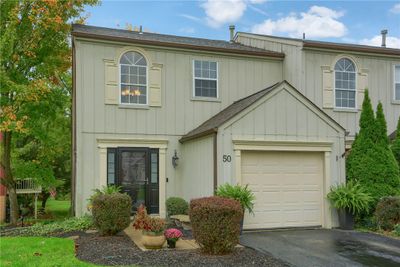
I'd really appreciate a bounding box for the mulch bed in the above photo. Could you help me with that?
[76,232,289,267]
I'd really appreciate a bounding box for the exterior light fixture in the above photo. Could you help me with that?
[172,150,179,168]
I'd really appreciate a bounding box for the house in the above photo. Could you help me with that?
[71,24,399,230]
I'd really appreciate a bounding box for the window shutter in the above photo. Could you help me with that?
[104,60,119,105]
[321,66,334,108]
[149,63,163,107]
[357,69,368,110]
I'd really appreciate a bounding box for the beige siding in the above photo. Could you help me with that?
[236,33,400,139]
[180,136,214,201]
[74,38,283,215]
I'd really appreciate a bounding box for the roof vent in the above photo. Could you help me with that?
[381,29,388,47]
[229,25,235,42]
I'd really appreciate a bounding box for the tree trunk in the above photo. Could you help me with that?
[41,192,50,209]
[0,132,19,224]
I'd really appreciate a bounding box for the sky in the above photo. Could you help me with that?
[85,0,400,48]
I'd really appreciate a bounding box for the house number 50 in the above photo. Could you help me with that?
[223,155,231,162]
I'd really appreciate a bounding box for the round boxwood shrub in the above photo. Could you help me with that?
[190,196,243,254]
[166,197,189,216]
[374,196,400,231]
[91,193,132,235]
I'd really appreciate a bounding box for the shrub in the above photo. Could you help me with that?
[374,196,400,231]
[91,192,132,235]
[166,197,189,216]
[391,117,400,167]
[216,183,255,214]
[190,196,243,255]
[327,181,373,215]
[393,224,400,236]
[132,204,165,235]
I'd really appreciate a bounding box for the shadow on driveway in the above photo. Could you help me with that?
[240,229,400,267]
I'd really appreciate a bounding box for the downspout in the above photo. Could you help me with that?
[71,38,77,216]
[213,133,218,193]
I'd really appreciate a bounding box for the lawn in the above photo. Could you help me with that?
[43,199,71,219]
[0,237,99,267]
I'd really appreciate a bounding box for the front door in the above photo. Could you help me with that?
[108,147,159,214]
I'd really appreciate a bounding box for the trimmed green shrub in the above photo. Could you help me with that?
[391,117,400,167]
[166,197,189,216]
[374,196,400,231]
[216,183,255,214]
[347,91,400,209]
[327,181,373,215]
[190,196,243,254]
[393,224,400,236]
[91,192,132,235]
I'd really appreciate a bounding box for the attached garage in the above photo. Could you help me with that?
[241,151,324,229]
[180,81,346,229]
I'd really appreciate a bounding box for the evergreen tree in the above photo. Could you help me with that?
[391,117,400,166]
[346,91,400,210]
[375,102,389,146]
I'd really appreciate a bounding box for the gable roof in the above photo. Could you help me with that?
[71,24,284,59]
[180,80,345,143]
[236,32,400,57]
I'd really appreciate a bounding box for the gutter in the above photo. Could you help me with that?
[213,133,218,193]
[71,31,285,59]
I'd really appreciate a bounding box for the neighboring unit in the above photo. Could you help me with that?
[72,24,399,230]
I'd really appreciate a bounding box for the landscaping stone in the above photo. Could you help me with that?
[84,229,98,234]
[66,235,79,240]
[75,232,288,267]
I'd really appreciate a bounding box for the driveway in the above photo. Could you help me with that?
[240,229,400,267]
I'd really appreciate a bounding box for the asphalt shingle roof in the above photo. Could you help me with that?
[72,24,284,58]
[179,81,282,142]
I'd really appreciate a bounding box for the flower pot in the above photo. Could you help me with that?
[167,239,176,248]
[338,208,355,230]
[142,231,166,249]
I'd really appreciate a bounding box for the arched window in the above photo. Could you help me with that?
[120,51,147,105]
[334,58,356,108]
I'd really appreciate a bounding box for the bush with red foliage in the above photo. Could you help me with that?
[190,196,243,254]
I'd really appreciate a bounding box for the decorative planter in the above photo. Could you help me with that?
[167,239,177,248]
[142,231,166,249]
[338,208,355,230]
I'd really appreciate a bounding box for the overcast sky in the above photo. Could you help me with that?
[85,0,400,48]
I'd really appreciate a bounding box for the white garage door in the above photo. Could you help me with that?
[242,151,323,229]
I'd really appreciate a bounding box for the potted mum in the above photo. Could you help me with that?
[133,205,166,249]
[164,228,183,248]
[327,181,372,230]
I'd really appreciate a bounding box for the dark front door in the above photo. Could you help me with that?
[107,147,159,214]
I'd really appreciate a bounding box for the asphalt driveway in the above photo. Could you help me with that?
[240,229,400,267]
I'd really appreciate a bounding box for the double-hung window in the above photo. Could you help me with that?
[193,60,218,98]
[395,65,400,101]
[334,58,356,109]
[120,51,147,105]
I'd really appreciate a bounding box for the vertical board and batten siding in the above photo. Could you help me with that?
[74,39,283,215]
[217,86,345,188]
[180,136,214,201]
[236,33,400,139]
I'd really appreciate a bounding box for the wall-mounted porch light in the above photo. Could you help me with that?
[172,150,179,168]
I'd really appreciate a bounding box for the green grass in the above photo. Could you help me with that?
[44,199,71,219]
[0,237,99,267]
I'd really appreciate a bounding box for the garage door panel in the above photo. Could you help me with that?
[242,151,323,229]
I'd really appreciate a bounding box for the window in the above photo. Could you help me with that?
[193,60,218,98]
[395,65,400,101]
[120,51,147,105]
[334,58,356,108]
[107,148,116,185]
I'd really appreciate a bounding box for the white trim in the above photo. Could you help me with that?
[233,139,333,229]
[118,50,149,106]
[333,57,357,110]
[192,59,219,99]
[394,64,400,102]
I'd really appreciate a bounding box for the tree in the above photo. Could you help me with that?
[346,91,400,210]
[391,117,400,167]
[0,0,98,224]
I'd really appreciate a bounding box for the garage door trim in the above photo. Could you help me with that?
[233,139,333,229]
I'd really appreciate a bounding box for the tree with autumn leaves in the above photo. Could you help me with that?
[0,0,98,224]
